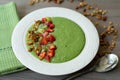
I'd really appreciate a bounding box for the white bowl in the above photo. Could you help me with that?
[12,7,99,76]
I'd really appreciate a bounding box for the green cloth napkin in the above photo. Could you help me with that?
[0,2,26,75]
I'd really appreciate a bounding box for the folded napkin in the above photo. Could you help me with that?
[0,2,26,75]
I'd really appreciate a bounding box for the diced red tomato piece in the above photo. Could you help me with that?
[39,52,46,60]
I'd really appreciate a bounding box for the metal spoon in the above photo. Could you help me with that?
[64,54,119,80]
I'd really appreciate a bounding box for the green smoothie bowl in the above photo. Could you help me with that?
[12,7,99,75]
[26,17,86,63]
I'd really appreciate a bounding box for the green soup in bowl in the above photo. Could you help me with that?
[26,17,86,63]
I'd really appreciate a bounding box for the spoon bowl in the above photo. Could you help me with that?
[95,53,119,72]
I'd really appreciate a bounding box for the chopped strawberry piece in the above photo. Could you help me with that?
[46,21,52,27]
[49,44,56,50]
[48,34,56,42]
[43,31,49,37]
[47,50,55,57]
[39,52,46,60]
[49,24,55,29]
[45,55,51,62]
[41,37,48,45]
[42,18,47,23]
[46,28,54,33]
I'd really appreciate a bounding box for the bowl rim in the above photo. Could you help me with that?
[12,7,99,76]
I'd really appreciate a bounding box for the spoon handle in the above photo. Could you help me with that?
[63,68,93,80]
